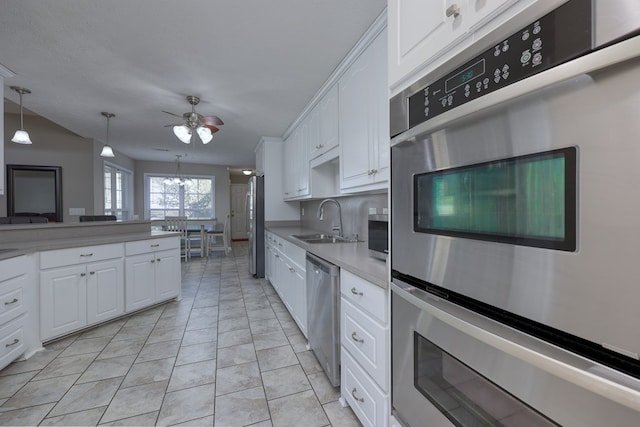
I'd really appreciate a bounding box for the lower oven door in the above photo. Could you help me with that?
[391,281,640,427]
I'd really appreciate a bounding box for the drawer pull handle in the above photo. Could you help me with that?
[351,287,363,296]
[446,4,460,18]
[351,332,364,344]
[151,244,160,248]
[351,387,365,403]
[6,338,19,348]
[80,253,93,257]
[4,298,18,306]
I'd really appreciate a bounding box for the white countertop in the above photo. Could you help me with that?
[265,224,389,289]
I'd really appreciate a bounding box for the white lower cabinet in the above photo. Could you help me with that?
[0,256,29,370]
[40,244,124,341]
[340,269,389,427]
[125,238,181,312]
[265,231,307,337]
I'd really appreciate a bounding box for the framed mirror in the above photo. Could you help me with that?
[6,165,63,223]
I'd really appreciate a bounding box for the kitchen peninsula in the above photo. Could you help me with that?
[0,220,181,371]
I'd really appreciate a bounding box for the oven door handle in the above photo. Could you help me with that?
[392,281,640,413]
[391,35,640,148]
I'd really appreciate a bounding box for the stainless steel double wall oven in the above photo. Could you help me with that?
[390,1,640,425]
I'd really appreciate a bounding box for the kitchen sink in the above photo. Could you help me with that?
[291,234,351,244]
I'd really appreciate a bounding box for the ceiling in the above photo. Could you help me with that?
[0,0,386,168]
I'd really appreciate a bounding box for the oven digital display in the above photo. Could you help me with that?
[445,59,485,92]
[414,147,577,251]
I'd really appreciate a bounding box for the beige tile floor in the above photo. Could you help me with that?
[0,242,361,426]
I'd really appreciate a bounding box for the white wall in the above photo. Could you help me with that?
[134,160,231,222]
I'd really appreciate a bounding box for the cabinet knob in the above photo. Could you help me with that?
[351,331,364,344]
[157,258,161,262]
[90,271,95,275]
[4,298,18,306]
[446,4,460,18]
[80,272,86,277]
[5,338,19,348]
[289,266,295,273]
[351,387,365,403]
[351,287,363,296]
[151,259,156,263]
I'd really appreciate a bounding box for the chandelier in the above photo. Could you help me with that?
[164,155,192,186]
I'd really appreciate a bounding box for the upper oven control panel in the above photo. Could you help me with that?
[407,0,592,130]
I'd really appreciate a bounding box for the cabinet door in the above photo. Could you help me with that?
[295,121,310,197]
[468,0,519,31]
[283,135,297,199]
[125,254,155,312]
[155,250,181,302]
[308,105,322,160]
[290,265,307,337]
[318,84,339,154]
[87,258,124,325]
[388,0,469,90]
[40,265,87,340]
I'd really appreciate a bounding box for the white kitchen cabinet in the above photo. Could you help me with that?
[339,28,389,193]
[255,137,299,221]
[265,232,307,337]
[283,123,310,200]
[340,269,389,427]
[388,0,545,94]
[124,237,181,312]
[0,256,28,371]
[40,244,125,340]
[309,84,339,160]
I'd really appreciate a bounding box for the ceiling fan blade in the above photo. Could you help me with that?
[162,110,184,119]
[163,123,185,127]
[199,115,224,126]
[203,124,220,133]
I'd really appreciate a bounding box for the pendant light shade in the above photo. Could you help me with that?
[100,112,116,158]
[10,86,33,145]
[173,125,192,144]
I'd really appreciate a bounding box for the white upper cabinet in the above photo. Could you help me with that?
[309,84,339,160]
[339,28,389,193]
[283,123,310,200]
[388,0,539,94]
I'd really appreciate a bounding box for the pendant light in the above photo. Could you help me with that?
[10,86,33,145]
[100,112,116,158]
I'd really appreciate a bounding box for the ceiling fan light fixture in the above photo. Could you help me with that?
[11,129,33,145]
[197,126,213,144]
[173,125,192,144]
[10,86,33,145]
[242,169,253,176]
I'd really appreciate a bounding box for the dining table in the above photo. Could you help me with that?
[151,218,218,256]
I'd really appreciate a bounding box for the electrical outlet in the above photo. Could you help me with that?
[382,207,389,215]
[368,207,377,215]
[69,207,85,215]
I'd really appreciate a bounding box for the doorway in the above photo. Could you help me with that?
[230,184,248,240]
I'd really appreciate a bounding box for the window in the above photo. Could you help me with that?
[104,163,132,220]
[145,174,215,219]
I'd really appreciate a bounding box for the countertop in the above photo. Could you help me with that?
[0,230,179,261]
[265,224,389,289]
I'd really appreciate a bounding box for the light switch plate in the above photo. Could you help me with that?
[69,207,85,215]
[368,207,377,215]
[382,208,389,215]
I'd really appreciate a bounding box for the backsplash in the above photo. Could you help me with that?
[299,193,388,242]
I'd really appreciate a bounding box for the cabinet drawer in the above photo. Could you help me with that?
[283,240,306,271]
[341,269,387,323]
[41,243,124,269]
[342,349,388,427]
[0,316,26,371]
[0,275,27,325]
[341,298,388,391]
[125,237,179,256]
[0,256,27,283]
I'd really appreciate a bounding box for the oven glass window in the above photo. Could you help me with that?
[414,332,558,426]
[414,147,576,251]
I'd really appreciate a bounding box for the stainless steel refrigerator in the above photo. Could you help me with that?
[247,175,264,277]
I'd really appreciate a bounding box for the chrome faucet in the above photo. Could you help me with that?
[317,198,343,237]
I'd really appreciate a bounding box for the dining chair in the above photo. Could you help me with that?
[206,220,230,256]
[164,216,192,260]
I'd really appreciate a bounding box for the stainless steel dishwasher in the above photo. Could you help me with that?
[306,252,340,387]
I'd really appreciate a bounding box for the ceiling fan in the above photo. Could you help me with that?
[163,95,224,144]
